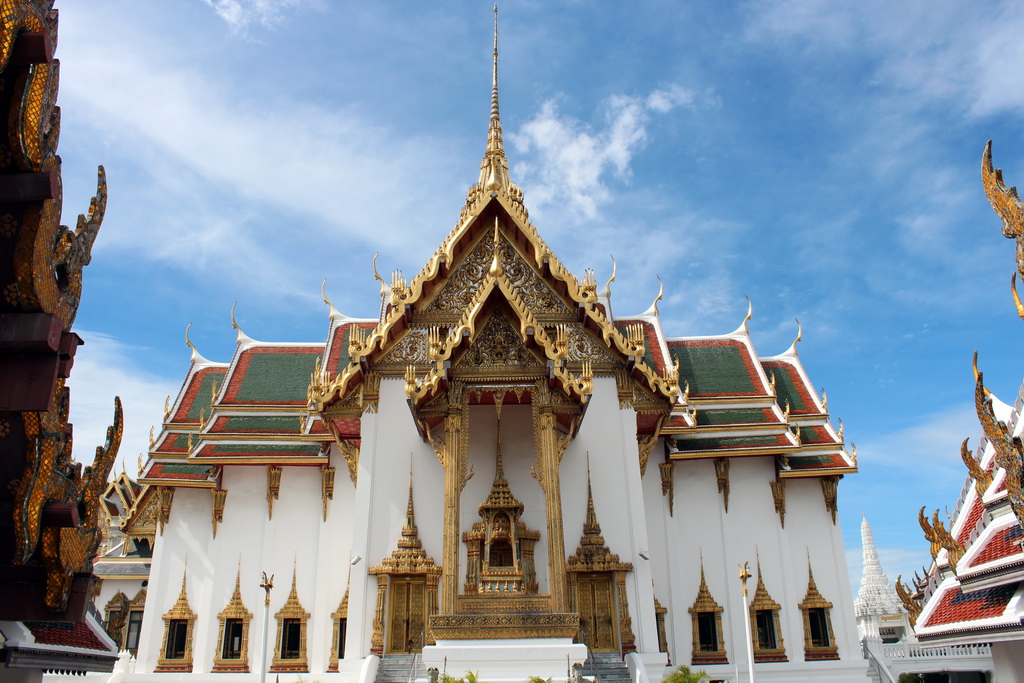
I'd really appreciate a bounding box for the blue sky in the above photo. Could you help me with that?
[54,1,1024,593]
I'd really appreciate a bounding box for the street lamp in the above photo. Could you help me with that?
[738,562,755,683]
[259,572,274,683]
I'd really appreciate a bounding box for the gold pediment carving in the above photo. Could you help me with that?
[454,311,545,374]
[422,230,571,318]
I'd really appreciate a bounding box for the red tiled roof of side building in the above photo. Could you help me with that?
[615,320,666,374]
[146,462,212,481]
[325,322,378,377]
[170,366,228,423]
[968,524,1024,568]
[331,416,361,440]
[762,360,819,415]
[921,583,1018,627]
[955,496,986,546]
[25,621,112,652]
[220,346,323,405]
[785,451,850,470]
[667,338,768,397]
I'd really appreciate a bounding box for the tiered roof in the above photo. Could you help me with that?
[140,8,854,488]
[911,142,1024,643]
[140,327,333,488]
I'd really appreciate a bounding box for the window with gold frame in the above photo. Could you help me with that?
[329,587,349,670]
[103,592,130,648]
[748,563,787,663]
[687,566,727,666]
[213,571,253,672]
[799,564,839,661]
[270,571,310,673]
[155,574,196,672]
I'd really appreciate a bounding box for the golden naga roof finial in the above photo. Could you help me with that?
[231,302,250,343]
[788,318,803,355]
[648,275,664,316]
[321,278,341,321]
[372,252,387,298]
[1013,273,1024,321]
[982,140,1024,278]
[601,255,617,298]
[184,322,209,364]
[731,296,753,336]
[972,350,991,398]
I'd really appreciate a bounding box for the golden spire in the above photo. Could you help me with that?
[479,4,510,193]
[399,466,421,549]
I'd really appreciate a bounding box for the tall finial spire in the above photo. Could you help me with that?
[492,4,500,124]
[479,4,510,193]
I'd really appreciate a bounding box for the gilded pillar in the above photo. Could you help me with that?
[370,578,386,655]
[533,400,569,611]
[439,394,470,614]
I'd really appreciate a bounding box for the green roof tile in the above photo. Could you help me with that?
[670,344,757,395]
[235,352,320,402]
[674,434,785,450]
[159,463,210,475]
[696,408,770,426]
[222,416,300,432]
[207,443,321,455]
[187,374,223,420]
[770,367,807,411]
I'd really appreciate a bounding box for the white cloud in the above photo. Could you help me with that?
[201,0,300,31]
[66,332,182,480]
[743,0,1024,119]
[854,403,978,484]
[510,86,695,220]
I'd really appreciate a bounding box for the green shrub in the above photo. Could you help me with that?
[663,665,709,683]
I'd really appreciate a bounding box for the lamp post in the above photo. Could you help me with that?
[738,562,755,683]
[259,572,274,683]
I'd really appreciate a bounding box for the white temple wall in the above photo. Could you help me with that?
[134,485,208,672]
[464,403,550,595]
[569,376,661,655]
[94,577,147,622]
[347,377,442,658]
[646,454,863,677]
[132,458,359,675]
[780,476,861,659]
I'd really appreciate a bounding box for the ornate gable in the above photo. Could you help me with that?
[454,310,546,376]
[422,229,572,319]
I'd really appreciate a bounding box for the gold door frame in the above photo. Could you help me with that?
[386,575,428,654]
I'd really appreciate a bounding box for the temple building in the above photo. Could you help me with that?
[123,11,866,683]
[895,143,1024,682]
[0,1,121,679]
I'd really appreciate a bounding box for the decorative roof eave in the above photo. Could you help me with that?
[760,354,828,415]
[973,354,1024,529]
[668,444,800,460]
[779,465,857,479]
[402,274,597,410]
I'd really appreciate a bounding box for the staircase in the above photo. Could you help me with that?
[581,651,630,683]
[376,653,427,683]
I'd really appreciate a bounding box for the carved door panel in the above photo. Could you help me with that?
[387,577,426,654]
[578,574,617,651]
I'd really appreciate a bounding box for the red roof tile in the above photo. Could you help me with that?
[171,367,227,423]
[968,524,1024,568]
[922,583,1017,627]
[762,360,818,415]
[956,497,985,545]
[25,622,111,652]
[146,462,211,481]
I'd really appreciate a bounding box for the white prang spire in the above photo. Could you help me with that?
[855,515,905,617]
